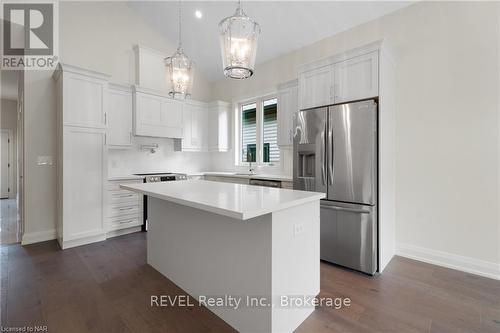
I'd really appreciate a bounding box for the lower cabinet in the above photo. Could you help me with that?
[106,179,143,237]
[60,126,107,249]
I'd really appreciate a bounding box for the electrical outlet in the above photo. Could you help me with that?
[294,223,305,237]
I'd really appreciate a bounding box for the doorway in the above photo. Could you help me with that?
[1,70,23,244]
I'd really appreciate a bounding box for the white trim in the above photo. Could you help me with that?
[21,229,57,245]
[0,129,14,199]
[106,226,141,239]
[396,242,500,281]
[59,232,106,249]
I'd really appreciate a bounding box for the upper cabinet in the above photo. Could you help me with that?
[108,83,133,148]
[298,48,380,110]
[333,51,378,104]
[208,101,230,152]
[298,65,334,110]
[133,86,183,139]
[277,80,298,146]
[174,100,230,152]
[55,64,110,128]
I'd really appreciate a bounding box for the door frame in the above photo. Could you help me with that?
[1,129,14,199]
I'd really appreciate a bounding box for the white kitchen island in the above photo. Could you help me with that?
[121,180,325,333]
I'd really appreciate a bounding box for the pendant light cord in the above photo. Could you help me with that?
[178,0,182,49]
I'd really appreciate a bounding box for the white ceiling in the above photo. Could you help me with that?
[129,1,412,82]
[1,71,18,101]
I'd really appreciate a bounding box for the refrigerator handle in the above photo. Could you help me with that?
[328,117,334,185]
[321,122,326,185]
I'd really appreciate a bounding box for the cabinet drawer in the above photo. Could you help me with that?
[107,179,143,191]
[108,214,142,231]
[108,190,141,204]
[109,202,142,218]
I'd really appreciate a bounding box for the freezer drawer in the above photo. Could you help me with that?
[320,201,377,274]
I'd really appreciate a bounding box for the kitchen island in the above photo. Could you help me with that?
[121,180,325,333]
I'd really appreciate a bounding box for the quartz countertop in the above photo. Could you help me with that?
[121,180,324,220]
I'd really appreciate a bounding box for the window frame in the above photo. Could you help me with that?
[235,93,279,168]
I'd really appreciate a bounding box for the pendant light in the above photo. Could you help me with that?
[219,0,260,79]
[165,0,194,99]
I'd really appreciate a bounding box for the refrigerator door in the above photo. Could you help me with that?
[327,100,377,205]
[320,201,377,274]
[293,107,327,194]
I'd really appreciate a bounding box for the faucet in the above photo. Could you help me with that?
[248,151,256,174]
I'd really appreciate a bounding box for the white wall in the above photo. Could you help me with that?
[212,2,500,270]
[22,1,213,242]
[1,99,18,196]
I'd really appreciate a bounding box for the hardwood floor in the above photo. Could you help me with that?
[0,199,21,245]
[1,232,499,333]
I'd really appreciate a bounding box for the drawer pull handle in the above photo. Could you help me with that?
[115,194,134,198]
[118,207,134,211]
[118,219,135,224]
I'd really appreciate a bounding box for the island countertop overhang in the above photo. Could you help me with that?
[120,180,325,220]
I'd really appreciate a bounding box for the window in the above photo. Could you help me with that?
[238,96,280,165]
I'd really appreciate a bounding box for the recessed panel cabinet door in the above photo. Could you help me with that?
[334,51,379,103]
[63,127,106,239]
[63,72,107,128]
[298,65,334,110]
[277,83,298,146]
[108,87,132,147]
[161,98,183,139]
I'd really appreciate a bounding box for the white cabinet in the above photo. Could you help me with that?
[174,100,207,151]
[107,179,143,237]
[59,66,109,128]
[133,86,183,139]
[298,65,334,110]
[108,83,132,148]
[277,80,298,146]
[298,50,380,110]
[62,127,107,245]
[53,63,109,249]
[208,101,231,152]
[333,51,379,103]
[204,175,250,185]
[134,45,170,93]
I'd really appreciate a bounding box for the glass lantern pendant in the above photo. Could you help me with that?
[219,0,260,79]
[165,0,194,99]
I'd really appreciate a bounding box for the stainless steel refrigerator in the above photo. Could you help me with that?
[293,100,378,274]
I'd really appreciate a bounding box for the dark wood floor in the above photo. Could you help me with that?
[1,232,499,333]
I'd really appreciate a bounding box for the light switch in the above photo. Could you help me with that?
[37,155,54,166]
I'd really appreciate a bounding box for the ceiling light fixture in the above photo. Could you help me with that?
[165,0,194,99]
[195,10,203,19]
[218,0,260,79]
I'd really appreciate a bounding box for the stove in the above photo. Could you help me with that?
[133,172,187,231]
[134,172,187,183]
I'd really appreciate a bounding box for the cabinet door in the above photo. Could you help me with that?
[161,98,183,139]
[334,51,379,103]
[277,84,298,146]
[108,88,132,147]
[63,72,107,128]
[134,92,183,138]
[196,105,208,151]
[298,65,333,110]
[208,103,230,152]
[63,127,106,240]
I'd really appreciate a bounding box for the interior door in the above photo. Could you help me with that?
[328,100,377,205]
[1,131,10,198]
[293,108,327,194]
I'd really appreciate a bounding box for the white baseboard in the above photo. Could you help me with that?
[21,229,57,245]
[106,226,141,238]
[60,232,106,249]
[396,242,500,281]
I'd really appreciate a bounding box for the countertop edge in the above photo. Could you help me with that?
[120,184,324,220]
